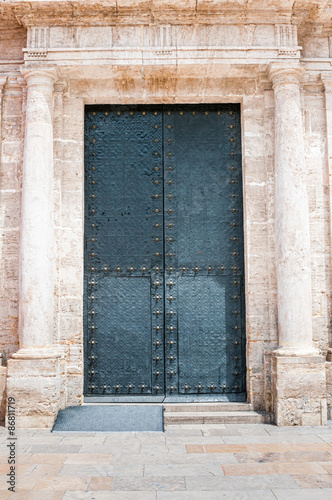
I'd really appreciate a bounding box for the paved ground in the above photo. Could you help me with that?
[1,422,332,499]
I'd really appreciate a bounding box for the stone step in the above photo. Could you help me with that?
[164,410,271,425]
[164,402,253,413]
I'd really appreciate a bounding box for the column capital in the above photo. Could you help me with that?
[268,62,305,89]
[20,65,59,88]
[53,80,66,93]
[320,73,332,93]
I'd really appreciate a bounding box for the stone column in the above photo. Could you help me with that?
[6,67,62,428]
[269,62,327,426]
[321,73,332,420]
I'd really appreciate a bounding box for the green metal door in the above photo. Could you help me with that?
[84,104,245,402]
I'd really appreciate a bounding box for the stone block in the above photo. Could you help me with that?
[66,374,83,406]
[246,292,272,321]
[62,140,83,162]
[247,340,265,373]
[59,266,83,296]
[246,255,270,286]
[0,161,21,190]
[302,36,329,58]
[326,361,332,420]
[243,135,265,157]
[2,115,22,141]
[245,185,268,223]
[63,97,84,117]
[59,314,82,343]
[312,317,331,351]
[59,357,67,410]
[1,140,22,163]
[242,109,264,137]
[60,191,83,228]
[243,156,266,184]
[6,357,61,428]
[247,315,271,342]
[272,355,327,426]
[0,191,20,228]
[66,345,83,371]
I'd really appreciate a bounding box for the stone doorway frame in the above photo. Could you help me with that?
[5,62,327,427]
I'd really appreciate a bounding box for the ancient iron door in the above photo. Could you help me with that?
[84,104,245,401]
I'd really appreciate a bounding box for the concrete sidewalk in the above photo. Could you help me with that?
[1,422,332,499]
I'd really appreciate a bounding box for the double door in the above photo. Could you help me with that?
[84,104,245,401]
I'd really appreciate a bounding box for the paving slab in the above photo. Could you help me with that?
[202,427,269,437]
[273,489,332,499]
[59,464,114,477]
[223,461,328,475]
[59,435,107,445]
[235,451,332,463]
[292,474,332,488]
[110,476,186,491]
[222,434,324,444]
[12,492,65,499]
[157,492,276,500]
[29,445,82,454]
[112,453,238,465]
[144,463,225,476]
[185,474,300,490]
[63,493,157,500]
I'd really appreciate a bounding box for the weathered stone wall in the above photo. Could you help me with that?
[54,91,84,406]
[0,25,26,360]
[304,87,332,353]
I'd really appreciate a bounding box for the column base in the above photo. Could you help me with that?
[6,349,62,428]
[272,353,327,426]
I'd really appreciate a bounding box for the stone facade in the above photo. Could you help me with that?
[0,0,332,426]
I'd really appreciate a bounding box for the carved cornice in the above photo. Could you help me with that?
[0,0,326,29]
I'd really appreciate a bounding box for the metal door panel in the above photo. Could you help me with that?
[84,106,164,396]
[88,277,153,395]
[163,104,244,397]
[177,276,244,394]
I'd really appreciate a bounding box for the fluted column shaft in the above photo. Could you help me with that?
[269,62,316,356]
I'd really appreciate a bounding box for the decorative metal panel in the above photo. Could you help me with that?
[84,106,164,396]
[84,104,245,400]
